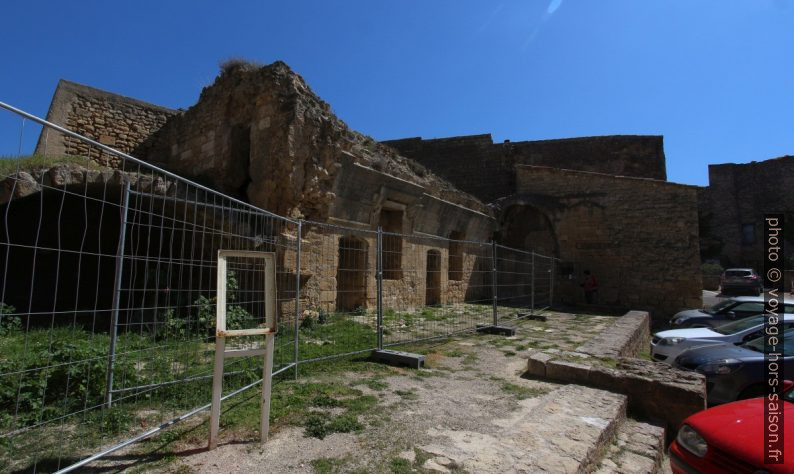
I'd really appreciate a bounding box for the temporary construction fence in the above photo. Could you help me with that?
[0,102,557,473]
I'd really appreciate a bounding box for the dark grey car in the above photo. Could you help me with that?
[720,268,763,296]
[673,329,794,405]
[668,296,794,328]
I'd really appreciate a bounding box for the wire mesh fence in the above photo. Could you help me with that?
[0,103,300,473]
[0,101,560,473]
[380,232,495,346]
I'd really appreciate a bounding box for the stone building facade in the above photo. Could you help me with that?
[33,60,705,322]
[34,79,178,166]
[509,166,702,315]
[383,134,667,203]
[698,156,794,279]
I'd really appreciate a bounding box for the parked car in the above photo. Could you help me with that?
[673,329,794,405]
[669,380,794,473]
[652,313,794,363]
[720,267,764,296]
[668,296,794,328]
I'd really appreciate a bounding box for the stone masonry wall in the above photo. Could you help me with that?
[139,62,489,222]
[276,225,490,316]
[513,166,702,322]
[34,80,178,166]
[383,134,667,203]
[699,156,794,270]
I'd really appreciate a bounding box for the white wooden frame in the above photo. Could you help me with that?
[208,250,277,450]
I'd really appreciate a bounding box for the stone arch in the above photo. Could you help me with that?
[498,203,558,257]
[336,236,369,312]
[425,249,441,306]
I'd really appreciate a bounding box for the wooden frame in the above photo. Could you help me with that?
[209,250,277,450]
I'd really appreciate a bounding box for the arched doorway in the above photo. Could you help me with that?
[425,250,441,306]
[336,236,368,312]
[500,204,558,255]
[498,204,558,306]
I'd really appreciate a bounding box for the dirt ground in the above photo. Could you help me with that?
[88,310,659,473]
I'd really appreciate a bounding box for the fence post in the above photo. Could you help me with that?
[549,258,555,307]
[104,181,131,408]
[491,241,498,326]
[531,251,535,315]
[376,227,384,351]
[293,220,302,380]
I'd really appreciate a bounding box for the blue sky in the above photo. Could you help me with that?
[1,0,792,186]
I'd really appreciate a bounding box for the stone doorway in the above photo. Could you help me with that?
[500,204,558,256]
[336,236,369,312]
[426,249,441,306]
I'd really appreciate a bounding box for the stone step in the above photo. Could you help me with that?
[419,384,628,473]
[593,419,666,474]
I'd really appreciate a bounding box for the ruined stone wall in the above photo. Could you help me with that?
[138,62,489,222]
[383,134,667,203]
[513,166,701,322]
[699,156,794,270]
[280,226,490,314]
[34,80,177,166]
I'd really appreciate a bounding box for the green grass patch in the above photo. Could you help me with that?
[353,376,389,391]
[394,389,419,401]
[304,412,363,439]
[389,457,413,473]
[461,353,478,366]
[0,154,108,176]
[312,456,352,474]
[443,349,465,357]
[500,382,549,400]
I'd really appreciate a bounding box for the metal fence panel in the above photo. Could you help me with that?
[293,221,379,363]
[380,231,495,346]
[0,101,561,472]
[0,103,299,473]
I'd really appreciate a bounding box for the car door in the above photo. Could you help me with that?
[729,302,765,319]
[740,322,794,343]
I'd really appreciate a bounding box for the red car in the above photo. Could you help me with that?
[670,380,794,473]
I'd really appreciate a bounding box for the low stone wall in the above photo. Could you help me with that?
[526,311,705,431]
[526,352,705,431]
[575,310,650,359]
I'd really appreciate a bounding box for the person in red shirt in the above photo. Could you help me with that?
[581,270,598,304]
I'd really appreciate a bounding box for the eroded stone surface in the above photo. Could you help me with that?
[419,385,627,473]
[576,310,650,359]
[594,419,665,474]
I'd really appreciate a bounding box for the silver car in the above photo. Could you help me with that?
[673,329,794,404]
[652,313,794,363]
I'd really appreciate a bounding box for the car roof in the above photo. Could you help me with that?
[727,295,794,304]
[745,313,794,321]
[730,296,765,302]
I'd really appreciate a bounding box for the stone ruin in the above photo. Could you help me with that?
[18,60,706,324]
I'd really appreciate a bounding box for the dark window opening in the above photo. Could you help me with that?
[379,208,403,280]
[448,231,464,281]
[337,236,368,312]
[230,125,252,198]
[426,250,441,306]
[741,223,755,245]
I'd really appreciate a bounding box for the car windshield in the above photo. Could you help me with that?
[705,299,736,315]
[725,270,752,278]
[786,386,794,403]
[712,314,765,335]
[743,330,794,354]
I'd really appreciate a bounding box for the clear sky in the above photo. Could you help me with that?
[1,0,792,186]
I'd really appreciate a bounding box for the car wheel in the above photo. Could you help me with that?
[738,383,765,400]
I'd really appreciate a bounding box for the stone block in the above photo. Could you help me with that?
[525,351,553,378]
[546,359,591,384]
